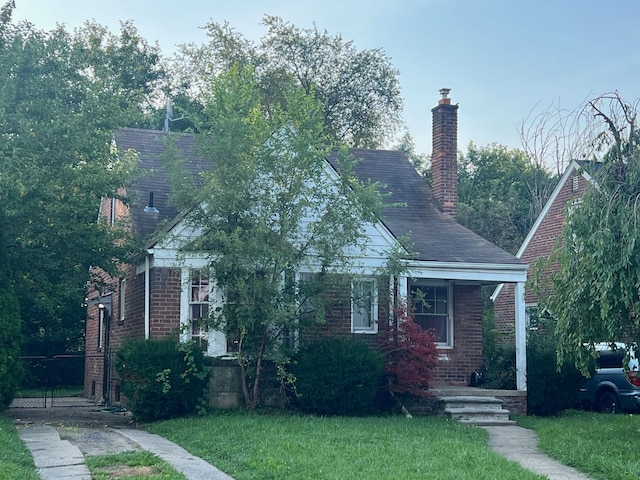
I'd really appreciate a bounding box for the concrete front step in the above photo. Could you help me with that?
[440,396,515,426]
[440,396,504,410]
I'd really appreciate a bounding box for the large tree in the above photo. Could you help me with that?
[0,2,162,357]
[169,15,403,147]
[532,93,640,373]
[164,66,385,409]
[457,143,556,255]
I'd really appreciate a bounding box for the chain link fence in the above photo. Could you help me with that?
[10,355,99,408]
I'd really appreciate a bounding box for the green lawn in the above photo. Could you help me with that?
[86,451,188,480]
[146,411,545,480]
[516,410,640,480]
[0,415,39,480]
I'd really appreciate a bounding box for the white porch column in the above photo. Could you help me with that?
[514,281,527,391]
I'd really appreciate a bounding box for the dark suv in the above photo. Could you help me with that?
[578,343,640,413]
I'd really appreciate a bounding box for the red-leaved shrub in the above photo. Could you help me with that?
[379,301,439,398]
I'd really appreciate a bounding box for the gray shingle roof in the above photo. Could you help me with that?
[329,148,524,265]
[115,128,523,266]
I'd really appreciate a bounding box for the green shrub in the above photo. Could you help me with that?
[116,339,209,422]
[289,337,383,415]
[0,284,22,410]
[527,330,585,416]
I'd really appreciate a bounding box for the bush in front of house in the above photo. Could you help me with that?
[378,303,439,401]
[116,339,209,421]
[526,328,585,416]
[289,337,384,415]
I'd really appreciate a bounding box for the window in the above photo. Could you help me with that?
[189,271,210,350]
[352,279,377,333]
[410,280,452,347]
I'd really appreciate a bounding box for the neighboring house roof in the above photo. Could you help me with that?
[491,159,598,300]
[115,127,523,267]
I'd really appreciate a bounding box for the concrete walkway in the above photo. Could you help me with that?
[483,425,594,480]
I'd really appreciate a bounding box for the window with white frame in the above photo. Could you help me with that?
[409,280,453,347]
[189,271,210,350]
[351,278,378,333]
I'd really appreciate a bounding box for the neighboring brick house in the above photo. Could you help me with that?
[85,91,528,406]
[492,160,596,338]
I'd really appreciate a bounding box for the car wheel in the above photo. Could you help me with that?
[597,391,621,413]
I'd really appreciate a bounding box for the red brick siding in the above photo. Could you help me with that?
[493,167,589,341]
[432,284,483,386]
[431,100,459,219]
[149,268,182,339]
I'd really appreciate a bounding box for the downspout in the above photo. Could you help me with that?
[145,252,151,340]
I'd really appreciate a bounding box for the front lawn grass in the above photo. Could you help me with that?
[86,451,188,480]
[147,411,545,480]
[516,410,640,480]
[0,415,39,480]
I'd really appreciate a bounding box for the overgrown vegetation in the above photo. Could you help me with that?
[525,315,585,416]
[116,339,209,421]
[164,66,386,410]
[516,410,640,480]
[482,308,586,415]
[0,268,22,409]
[0,416,39,480]
[531,93,640,374]
[289,337,384,415]
[146,412,545,480]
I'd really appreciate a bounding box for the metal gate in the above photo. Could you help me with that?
[11,355,99,408]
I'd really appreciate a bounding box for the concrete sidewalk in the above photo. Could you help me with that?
[16,423,234,480]
[483,425,594,480]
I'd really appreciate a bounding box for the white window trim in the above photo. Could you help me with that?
[180,268,227,357]
[409,279,454,349]
[351,278,378,334]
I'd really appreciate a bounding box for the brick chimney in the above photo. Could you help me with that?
[431,88,459,220]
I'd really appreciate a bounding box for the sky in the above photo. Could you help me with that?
[11,0,640,158]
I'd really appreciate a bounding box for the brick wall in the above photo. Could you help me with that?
[493,166,588,341]
[432,284,483,386]
[149,267,182,339]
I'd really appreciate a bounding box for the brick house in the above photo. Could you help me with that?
[492,160,596,337]
[85,91,528,406]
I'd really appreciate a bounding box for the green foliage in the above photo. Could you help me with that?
[165,67,385,409]
[148,413,544,480]
[458,143,556,254]
[526,323,585,416]
[115,339,209,422]
[481,308,516,389]
[517,410,640,480]
[290,337,384,415]
[0,5,162,356]
[170,15,402,147]
[0,415,40,480]
[532,93,640,374]
[0,276,22,409]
